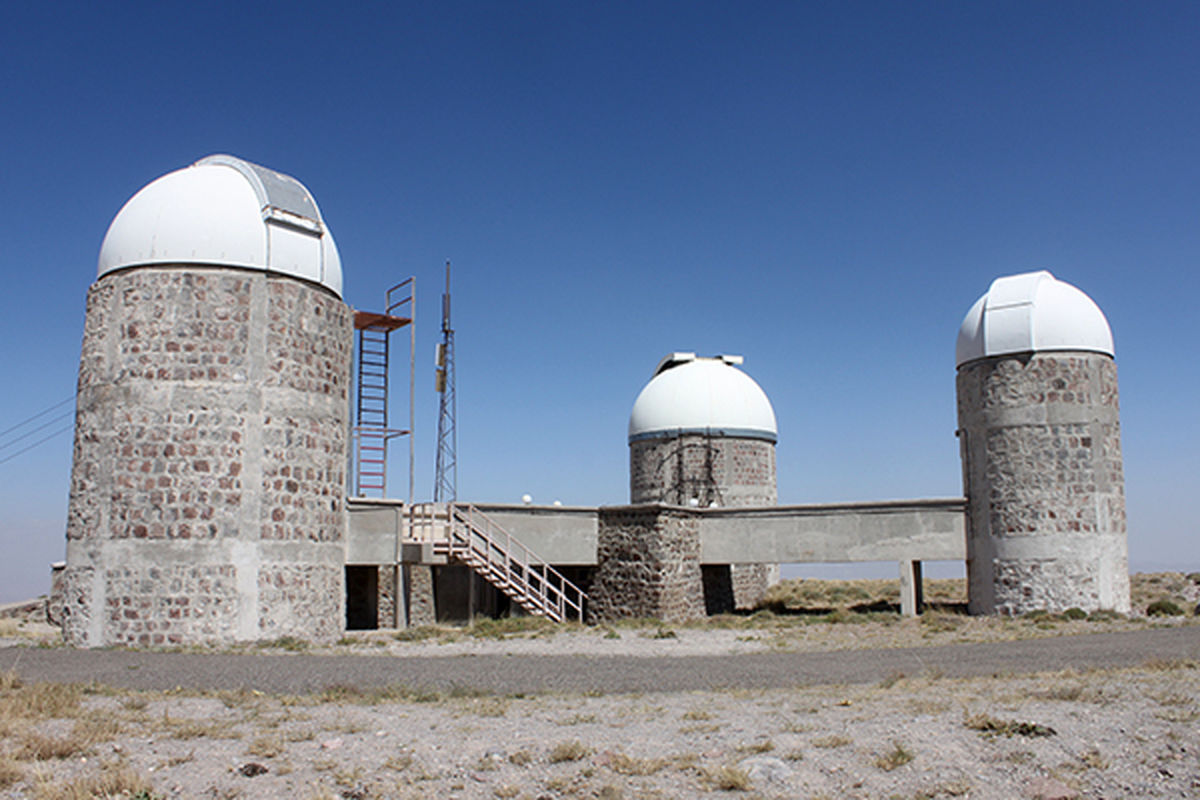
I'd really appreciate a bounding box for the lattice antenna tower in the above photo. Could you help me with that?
[433,261,457,502]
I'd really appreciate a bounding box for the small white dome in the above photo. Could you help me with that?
[955,271,1113,367]
[98,155,343,297]
[628,353,777,443]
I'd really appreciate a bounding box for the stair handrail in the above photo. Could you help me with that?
[403,502,587,622]
[449,503,586,622]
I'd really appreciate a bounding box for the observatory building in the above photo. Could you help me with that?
[628,353,777,507]
[956,270,1130,614]
[61,155,352,647]
[626,353,778,611]
[51,155,1137,647]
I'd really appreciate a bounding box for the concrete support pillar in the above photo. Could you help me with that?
[899,560,923,617]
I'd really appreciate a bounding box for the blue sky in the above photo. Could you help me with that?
[2,2,1197,601]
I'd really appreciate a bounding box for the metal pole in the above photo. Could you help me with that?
[409,280,415,506]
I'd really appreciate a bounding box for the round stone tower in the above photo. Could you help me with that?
[61,155,353,647]
[628,353,778,611]
[956,271,1129,615]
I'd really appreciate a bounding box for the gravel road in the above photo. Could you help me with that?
[3,626,1197,695]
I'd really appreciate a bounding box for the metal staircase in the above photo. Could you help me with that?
[409,503,586,622]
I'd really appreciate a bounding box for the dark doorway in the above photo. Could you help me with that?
[345,565,378,630]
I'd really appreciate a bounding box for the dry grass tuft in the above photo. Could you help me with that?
[508,749,534,767]
[607,752,669,776]
[0,757,24,790]
[874,740,915,771]
[17,715,122,761]
[964,712,1056,738]
[247,733,285,758]
[812,734,852,748]
[1,681,83,721]
[32,760,155,800]
[706,764,752,791]
[548,739,590,763]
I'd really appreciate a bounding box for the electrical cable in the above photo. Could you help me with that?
[0,395,74,439]
[0,423,74,467]
[0,410,75,452]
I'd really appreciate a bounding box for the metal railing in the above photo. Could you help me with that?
[407,502,586,623]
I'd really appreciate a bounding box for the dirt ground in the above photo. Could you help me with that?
[2,655,1199,799]
[1,573,1198,799]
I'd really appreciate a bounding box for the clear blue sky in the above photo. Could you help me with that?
[2,2,1197,601]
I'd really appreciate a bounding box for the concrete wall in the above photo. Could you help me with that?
[62,267,352,647]
[347,500,598,566]
[697,500,966,563]
[347,499,965,569]
[346,498,966,625]
[957,351,1129,614]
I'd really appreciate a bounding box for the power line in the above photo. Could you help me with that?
[0,410,75,452]
[0,395,74,440]
[0,423,74,467]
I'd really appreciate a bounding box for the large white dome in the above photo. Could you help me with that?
[956,271,1113,367]
[628,353,777,443]
[97,154,343,297]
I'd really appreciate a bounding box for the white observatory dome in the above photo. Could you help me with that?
[97,155,343,297]
[956,271,1113,367]
[628,353,777,443]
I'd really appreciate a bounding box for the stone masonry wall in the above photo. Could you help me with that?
[589,507,705,623]
[405,565,436,627]
[630,435,776,507]
[62,267,352,647]
[630,434,778,614]
[957,351,1129,615]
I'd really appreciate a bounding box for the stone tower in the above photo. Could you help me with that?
[956,271,1129,615]
[627,353,778,611]
[61,155,353,647]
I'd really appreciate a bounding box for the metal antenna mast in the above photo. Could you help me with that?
[433,261,457,502]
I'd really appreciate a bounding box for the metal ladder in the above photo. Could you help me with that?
[352,279,414,498]
[409,503,586,622]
